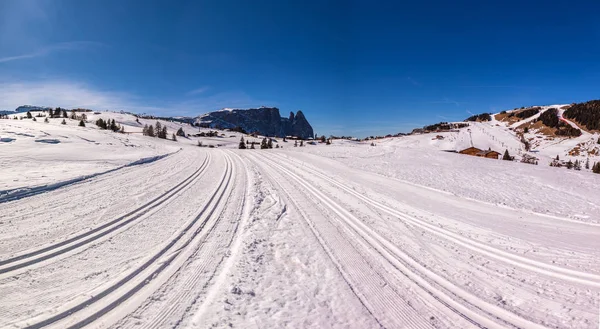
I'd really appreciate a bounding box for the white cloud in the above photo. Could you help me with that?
[0,79,270,116]
[0,80,158,113]
[0,41,103,63]
[186,86,210,95]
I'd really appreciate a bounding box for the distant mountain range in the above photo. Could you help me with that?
[195,106,314,139]
[0,105,53,115]
[2,104,315,139]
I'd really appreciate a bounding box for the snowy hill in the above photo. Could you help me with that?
[411,103,600,169]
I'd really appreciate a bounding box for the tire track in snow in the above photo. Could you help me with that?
[258,152,550,329]
[0,153,211,276]
[18,153,235,329]
[270,153,600,288]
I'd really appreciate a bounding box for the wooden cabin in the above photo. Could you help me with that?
[458,147,500,159]
[476,150,501,159]
[458,147,482,156]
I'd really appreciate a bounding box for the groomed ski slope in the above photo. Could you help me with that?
[1,117,599,329]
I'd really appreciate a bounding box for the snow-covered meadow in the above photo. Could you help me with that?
[0,111,598,329]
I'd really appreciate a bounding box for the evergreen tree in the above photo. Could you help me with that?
[110,119,118,132]
[79,119,85,127]
[26,111,32,119]
[566,160,573,169]
[502,149,511,161]
[62,109,67,118]
[147,125,155,137]
[142,124,149,136]
[593,162,600,174]
[326,138,331,145]
[556,155,560,161]
[176,127,185,137]
[239,136,246,149]
[44,117,49,123]
[275,144,279,148]
[585,158,590,169]
[574,159,581,171]
[300,140,304,147]
[294,140,298,147]
[161,126,167,139]
[155,122,162,137]
[172,133,177,141]
[54,107,62,117]
[261,138,268,149]
[283,136,286,142]
[320,135,326,143]
[267,138,273,149]
[32,117,37,121]
[250,142,255,149]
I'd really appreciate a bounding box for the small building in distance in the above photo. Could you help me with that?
[458,147,501,159]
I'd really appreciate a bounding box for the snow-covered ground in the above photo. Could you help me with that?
[0,113,599,329]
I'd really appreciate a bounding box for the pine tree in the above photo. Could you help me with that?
[556,155,560,161]
[176,127,185,137]
[62,109,67,118]
[502,149,511,161]
[320,135,326,143]
[54,108,61,118]
[172,133,177,141]
[585,158,590,169]
[326,138,331,145]
[61,119,66,125]
[574,159,581,171]
[239,136,246,149]
[261,138,268,149]
[26,111,32,119]
[32,117,37,121]
[110,119,118,132]
[294,140,298,147]
[147,125,155,137]
[267,138,273,149]
[566,160,573,169]
[155,122,162,137]
[142,124,148,136]
[79,119,85,127]
[593,162,600,174]
[250,142,255,149]
[300,140,304,147]
[161,126,167,139]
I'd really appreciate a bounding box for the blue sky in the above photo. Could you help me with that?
[1,0,599,136]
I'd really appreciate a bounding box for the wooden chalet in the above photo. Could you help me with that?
[458,147,501,159]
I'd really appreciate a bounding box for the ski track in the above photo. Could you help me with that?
[11,152,235,329]
[252,151,598,329]
[2,143,598,329]
[0,154,211,276]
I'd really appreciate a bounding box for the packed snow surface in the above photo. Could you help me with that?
[0,113,598,329]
